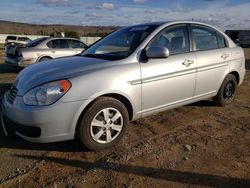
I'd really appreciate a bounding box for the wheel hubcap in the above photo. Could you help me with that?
[223,81,235,101]
[90,107,123,144]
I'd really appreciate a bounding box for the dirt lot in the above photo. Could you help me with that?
[0,49,249,188]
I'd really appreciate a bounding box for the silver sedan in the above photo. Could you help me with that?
[1,21,246,150]
[5,37,87,67]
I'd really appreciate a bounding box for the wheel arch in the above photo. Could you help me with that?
[74,92,135,137]
[229,71,240,85]
[37,56,52,62]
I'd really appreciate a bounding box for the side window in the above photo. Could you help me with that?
[47,39,69,49]
[46,41,53,48]
[68,40,86,48]
[6,36,17,40]
[217,33,227,48]
[149,25,189,55]
[192,26,218,51]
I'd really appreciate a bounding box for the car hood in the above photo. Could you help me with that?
[15,56,111,95]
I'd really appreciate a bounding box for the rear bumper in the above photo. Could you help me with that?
[239,67,246,86]
[5,56,35,67]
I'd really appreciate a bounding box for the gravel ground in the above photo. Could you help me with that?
[0,49,249,188]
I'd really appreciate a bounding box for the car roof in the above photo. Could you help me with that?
[132,21,218,28]
[48,37,82,40]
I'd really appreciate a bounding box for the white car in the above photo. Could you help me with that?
[5,37,87,67]
[1,21,246,150]
[4,35,31,47]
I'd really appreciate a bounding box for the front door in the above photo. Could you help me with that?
[141,24,197,114]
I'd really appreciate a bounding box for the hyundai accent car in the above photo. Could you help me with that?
[5,37,87,67]
[1,21,246,150]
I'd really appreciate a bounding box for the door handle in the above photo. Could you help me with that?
[221,54,229,60]
[51,51,56,53]
[182,59,194,67]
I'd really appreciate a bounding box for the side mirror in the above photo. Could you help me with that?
[146,46,170,59]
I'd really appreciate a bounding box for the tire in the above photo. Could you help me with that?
[213,74,237,107]
[77,97,129,150]
[39,57,51,62]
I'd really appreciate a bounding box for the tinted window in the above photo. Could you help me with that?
[217,33,227,48]
[192,26,218,51]
[242,35,250,40]
[6,36,17,40]
[47,39,69,49]
[26,37,48,47]
[149,25,189,55]
[68,40,86,48]
[229,32,239,41]
[18,37,31,42]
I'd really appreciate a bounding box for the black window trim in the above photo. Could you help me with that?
[189,24,229,52]
[145,23,191,56]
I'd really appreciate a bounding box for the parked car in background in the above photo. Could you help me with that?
[4,35,31,47]
[1,21,245,150]
[5,37,87,67]
[225,30,250,48]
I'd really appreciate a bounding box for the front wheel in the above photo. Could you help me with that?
[213,74,237,106]
[77,97,129,150]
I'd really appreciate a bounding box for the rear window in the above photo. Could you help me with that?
[26,37,48,47]
[6,36,17,40]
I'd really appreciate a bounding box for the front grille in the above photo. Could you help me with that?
[7,86,18,104]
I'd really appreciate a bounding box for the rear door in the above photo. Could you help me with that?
[191,24,231,97]
[46,39,74,58]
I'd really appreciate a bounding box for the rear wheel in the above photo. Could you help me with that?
[39,57,51,62]
[213,74,237,106]
[77,97,129,150]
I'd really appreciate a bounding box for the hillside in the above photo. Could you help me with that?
[0,20,117,37]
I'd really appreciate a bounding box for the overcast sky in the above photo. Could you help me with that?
[0,0,250,30]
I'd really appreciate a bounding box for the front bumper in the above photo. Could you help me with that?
[1,92,85,143]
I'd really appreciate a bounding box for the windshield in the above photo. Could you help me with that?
[26,37,48,47]
[81,25,158,60]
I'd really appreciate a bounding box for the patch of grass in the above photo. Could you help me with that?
[0,43,4,49]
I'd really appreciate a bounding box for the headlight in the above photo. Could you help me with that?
[23,80,71,106]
